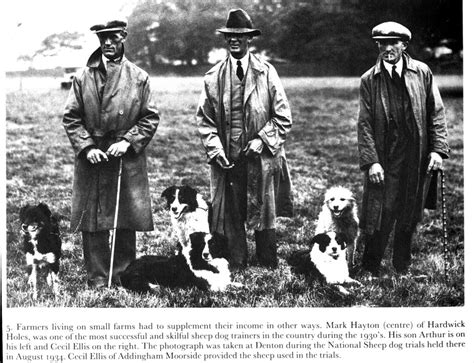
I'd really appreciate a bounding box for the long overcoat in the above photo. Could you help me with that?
[358,53,449,234]
[196,53,293,233]
[63,48,159,232]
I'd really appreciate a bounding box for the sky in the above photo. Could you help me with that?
[3,0,138,70]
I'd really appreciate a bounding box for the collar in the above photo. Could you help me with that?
[87,47,125,68]
[102,54,123,70]
[374,52,417,76]
[229,52,250,75]
[383,58,403,78]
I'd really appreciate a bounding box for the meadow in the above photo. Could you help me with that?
[5,75,464,308]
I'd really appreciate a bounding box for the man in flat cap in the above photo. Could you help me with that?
[196,9,293,268]
[357,21,449,277]
[63,20,159,288]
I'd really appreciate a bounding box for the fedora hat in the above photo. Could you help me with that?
[217,8,261,36]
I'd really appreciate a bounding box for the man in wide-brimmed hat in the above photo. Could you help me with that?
[63,19,159,288]
[357,21,449,277]
[196,9,293,269]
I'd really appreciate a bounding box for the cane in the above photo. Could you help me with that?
[440,169,449,281]
[108,157,123,288]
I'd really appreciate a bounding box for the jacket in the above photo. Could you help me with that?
[357,52,449,233]
[196,53,293,233]
[63,48,159,232]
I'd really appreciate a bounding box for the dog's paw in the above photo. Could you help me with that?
[44,253,56,264]
[335,284,351,295]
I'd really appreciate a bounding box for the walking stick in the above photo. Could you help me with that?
[440,169,449,281]
[108,157,123,288]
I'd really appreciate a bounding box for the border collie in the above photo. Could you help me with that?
[19,203,62,300]
[288,232,361,295]
[120,232,234,293]
[315,186,359,268]
[161,185,229,258]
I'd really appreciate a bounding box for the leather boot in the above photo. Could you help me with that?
[255,229,277,268]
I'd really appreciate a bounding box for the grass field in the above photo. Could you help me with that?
[5,76,464,307]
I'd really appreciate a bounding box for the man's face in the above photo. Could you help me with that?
[377,39,407,64]
[98,31,127,60]
[225,33,252,59]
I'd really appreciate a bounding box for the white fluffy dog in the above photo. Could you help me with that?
[315,186,359,268]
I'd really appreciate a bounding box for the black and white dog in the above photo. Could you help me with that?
[19,203,62,300]
[120,232,233,293]
[288,232,361,295]
[161,185,229,258]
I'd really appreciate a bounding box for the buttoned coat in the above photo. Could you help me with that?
[196,53,293,233]
[63,48,159,232]
[358,53,449,234]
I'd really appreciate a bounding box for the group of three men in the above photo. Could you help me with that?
[63,9,448,289]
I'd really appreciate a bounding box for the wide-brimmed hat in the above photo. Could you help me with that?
[372,21,411,41]
[217,9,261,36]
[90,20,128,34]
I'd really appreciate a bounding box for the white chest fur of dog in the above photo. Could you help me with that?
[310,232,361,295]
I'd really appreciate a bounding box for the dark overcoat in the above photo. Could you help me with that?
[63,48,159,232]
[358,53,449,234]
[196,53,293,233]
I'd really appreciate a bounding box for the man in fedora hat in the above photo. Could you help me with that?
[196,8,293,268]
[63,20,159,288]
[357,21,449,277]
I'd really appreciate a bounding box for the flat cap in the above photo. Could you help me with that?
[372,21,411,41]
[90,20,127,34]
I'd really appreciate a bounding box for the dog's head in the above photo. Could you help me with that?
[19,203,53,240]
[323,186,355,219]
[311,232,348,260]
[161,185,199,219]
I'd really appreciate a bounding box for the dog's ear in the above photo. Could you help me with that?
[335,232,348,249]
[19,205,30,222]
[161,186,176,201]
[37,203,52,218]
[310,233,331,252]
[182,185,198,197]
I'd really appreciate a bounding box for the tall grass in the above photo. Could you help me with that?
[5,77,464,307]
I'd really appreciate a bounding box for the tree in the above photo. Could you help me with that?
[35,32,85,57]
[127,0,229,68]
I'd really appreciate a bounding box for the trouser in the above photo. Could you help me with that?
[223,161,277,268]
[362,157,416,274]
[362,216,416,274]
[82,229,136,287]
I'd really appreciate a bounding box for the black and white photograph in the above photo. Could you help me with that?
[2,0,471,362]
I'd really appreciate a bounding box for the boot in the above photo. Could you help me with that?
[255,229,277,268]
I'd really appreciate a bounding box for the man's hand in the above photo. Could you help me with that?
[86,148,109,164]
[427,152,443,173]
[214,151,234,170]
[106,140,130,158]
[368,162,384,184]
[243,138,264,158]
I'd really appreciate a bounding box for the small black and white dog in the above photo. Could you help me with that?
[161,185,229,259]
[120,232,233,293]
[19,203,62,300]
[288,232,361,295]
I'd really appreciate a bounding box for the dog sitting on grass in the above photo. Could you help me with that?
[19,203,62,300]
[161,185,230,259]
[315,186,359,269]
